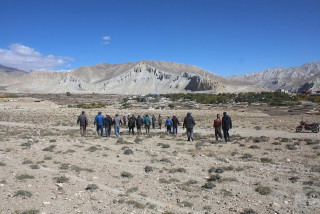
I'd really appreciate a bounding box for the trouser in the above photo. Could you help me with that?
[186,128,193,141]
[105,127,111,137]
[137,125,141,135]
[129,126,135,135]
[152,122,156,129]
[96,125,103,137]
[145,125,150,133]
[158,122,162,129]
[215,128,222,140]
[223,129,230,142]
[115,126,120,137]
[80,125,87,136]
[166,125,172,134]
[173,125,178,134]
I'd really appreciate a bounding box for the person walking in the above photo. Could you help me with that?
[172,114,180,135]
[158,114,163,129]
[77,111,88,137]
[213,114,223,141]
[183,112,196,141]
[165,116,173,134]
[136,115,143,135]
[113,114,122,137]
[152,115,157,129]
[104,113,113,137]
[94,112,105,137]
[128,114,136,135]
[222,112,232,142]
[143,114,151,134]
[123,115,127,126]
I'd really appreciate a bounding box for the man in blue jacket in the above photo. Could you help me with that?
[94,112,105,137]
[165,116,173,135]
[143,114,151,134]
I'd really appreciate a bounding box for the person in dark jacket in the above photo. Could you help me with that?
[136,115,143,135]
[222,112,232,142]
[152,115,157,129]
[128,114,136,135]
[172,114,180,135]
[104,113,113,137]
[165,116,173,134]
[183,112,196,141]
[77,111,88,137]
[94,112,105,137]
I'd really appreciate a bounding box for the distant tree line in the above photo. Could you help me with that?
[153,92,316,106]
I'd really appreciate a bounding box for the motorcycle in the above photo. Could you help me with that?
[296,121,319,133]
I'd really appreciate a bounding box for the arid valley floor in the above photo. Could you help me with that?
[0,94,319,214]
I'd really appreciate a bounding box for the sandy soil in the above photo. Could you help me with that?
[0,96,319,214]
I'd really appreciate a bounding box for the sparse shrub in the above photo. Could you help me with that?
[221,189,233,196]
[43,156,52,160]
[16,174,34,180]
[0,161,6,166]
[49,139,56,143]
[124,148,134,155]
[249,145,260,149]
[85,184,98,192]
[202,182,216,189]
[179,201,193,208]
[14,190,32,198]
[157,143,170,148]
[134,137,142,144]
[54,176,69,183]
[241,208,257,214]
[168,168,186,173]
[42,145,56,152]
[126,200,145,209]
[260,158,273,163]
[207,174,221,182]
[241,153,253,160]
[66,92,71,96]
[168,103,175,109]
[159,178,180,184]
[22,160,33,164]
[30,164,39,169]
[159,158,171,163]
[286,144,297,150]
[15,210,39,214]
[116,138,132,144]
[289,176,299,183]
[255,186,271,195]
[121,171,133,178]
[144,165,153,173]
[306,190,320,198]
[86,146,100,152]
[126,187,138,194]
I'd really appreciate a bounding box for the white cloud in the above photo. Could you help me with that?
[0,44,73,72]
[102,35,111,44]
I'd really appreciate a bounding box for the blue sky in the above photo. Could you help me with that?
[0,0,319,76]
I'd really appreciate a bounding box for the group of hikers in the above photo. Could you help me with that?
[77,111,232,142]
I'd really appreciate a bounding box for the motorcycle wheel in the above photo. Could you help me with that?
[312,127,319,133]
[296,127,302,132]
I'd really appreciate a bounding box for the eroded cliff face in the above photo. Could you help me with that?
[0,61,262,94]
[184,75,219,91]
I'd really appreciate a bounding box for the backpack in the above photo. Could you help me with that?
[166,119,172,126]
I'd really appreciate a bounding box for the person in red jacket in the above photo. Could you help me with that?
[213,114,223,141]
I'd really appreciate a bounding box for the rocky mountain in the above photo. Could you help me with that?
[0,61,261,94]
[0,65,26,86]
[229,62,320,92]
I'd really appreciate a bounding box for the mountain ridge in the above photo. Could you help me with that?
[0,60,319,94]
